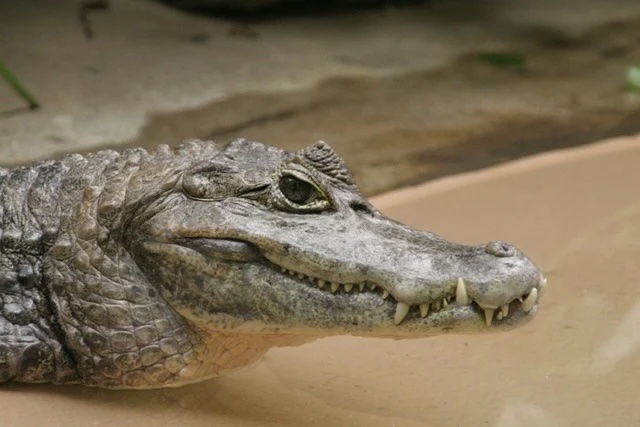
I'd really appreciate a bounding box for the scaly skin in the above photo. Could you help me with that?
[0,139,546,388]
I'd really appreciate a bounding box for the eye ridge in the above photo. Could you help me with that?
[279,175,317,205]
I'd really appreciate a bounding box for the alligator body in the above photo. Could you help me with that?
[0,139,545,388]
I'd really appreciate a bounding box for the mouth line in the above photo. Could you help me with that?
[272,263,546,327]
[176,237,545,327]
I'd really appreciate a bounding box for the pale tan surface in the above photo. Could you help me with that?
[1,135,639,426]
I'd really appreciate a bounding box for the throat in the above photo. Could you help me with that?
[180,330,316,383]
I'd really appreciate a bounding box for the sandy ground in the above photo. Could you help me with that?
[0,134,638,426]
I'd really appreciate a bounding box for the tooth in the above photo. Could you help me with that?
[538,274,546,286]
[484,308,495,326]
[419,303,430,318]
[318,279,326,289]
[521,288,538,312]
[394,302,410,325]
[369,283,377,291]
[331,282,339,293]
[297,273,305,279]
[288,270,295,276]
[382,290,389,299]
[344,284,354,292]
[281,268,287,273]
[442,298,448,308]
[538,277,547,298]
[496,311,504,320]
[433,300,441,311]
[501,304,509,317]
[359,283,365,292]
[456,278,470,305]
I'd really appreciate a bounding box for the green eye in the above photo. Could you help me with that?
[279,175,317,205]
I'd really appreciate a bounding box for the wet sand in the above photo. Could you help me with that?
[1,135,639,426]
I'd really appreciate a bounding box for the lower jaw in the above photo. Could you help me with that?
[377,302,539,334]
[290,274,537,326]
[269,299,538,338]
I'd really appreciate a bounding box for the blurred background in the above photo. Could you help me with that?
[1,0,639,196]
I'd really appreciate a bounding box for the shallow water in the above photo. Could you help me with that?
[1,137,639,426]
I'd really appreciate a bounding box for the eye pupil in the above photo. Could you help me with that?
[279,175,316,204]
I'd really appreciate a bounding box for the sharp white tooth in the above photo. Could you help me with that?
[496,311,504,320]
[382,290,389,299]
[419,303,430,318]
[442,298,448,308]
[331,282,339,293]
[359,283,365,292]
[501,304,509,317]
[394,302,410,325]
[369,283,377,291]
[456,278,470,305]
[521,288,538,312]
[538,274,546,286]
[433,300,441,311]
[538,277,547,298]
[484,308,495,326]
[344,284,354,292]
[318,279,326,289]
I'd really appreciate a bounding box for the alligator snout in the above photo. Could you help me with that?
[484,240,517,257]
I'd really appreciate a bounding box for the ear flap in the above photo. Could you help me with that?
[182,138,286,200]
[182,162,244,200]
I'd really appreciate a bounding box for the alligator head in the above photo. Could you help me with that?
[131,139,545,346]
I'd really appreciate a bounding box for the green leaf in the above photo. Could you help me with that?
[0,59,40,109]
[627,65,640,91]
[478,52,525,69]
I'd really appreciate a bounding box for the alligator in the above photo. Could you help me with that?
[0,139,546,388]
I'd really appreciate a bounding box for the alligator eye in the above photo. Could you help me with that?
[279,175,317,205]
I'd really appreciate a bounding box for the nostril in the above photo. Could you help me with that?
[485,240,515,257]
